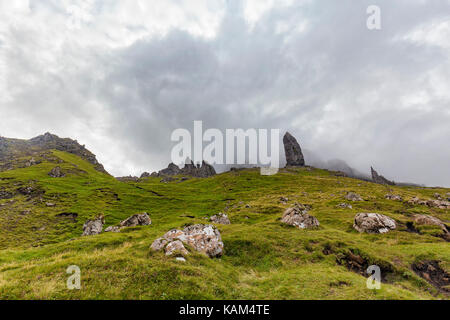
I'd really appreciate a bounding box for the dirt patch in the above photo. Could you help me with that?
[336,250,393,282]
[412,260,450,294]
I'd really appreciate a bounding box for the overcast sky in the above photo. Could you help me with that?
[1,0,449,186]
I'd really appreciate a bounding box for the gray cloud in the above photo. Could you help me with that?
[0,0,449,186]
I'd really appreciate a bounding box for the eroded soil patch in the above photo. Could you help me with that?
[412,260,450,294]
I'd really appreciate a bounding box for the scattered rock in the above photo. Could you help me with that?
[385,194,403,201]
[412,214,449,234]
[0,189,14,200]
[151,224,224,258]
[176,257,187,262]
[412,260,450,294]
[120,212,151,228]
[210,212,231,225]
[408,197,450,209]
[353,213,396,234]
[46,202,56,207]
[345,192,363,202]
[434,193,442,200]
[82,216,104,236]
[279,197,289,204]
[104,226,121,233]
[336,203,353,209]
[283,132,305,167]
[48,166,65,178]
[371,167,395,185]
[281,204,319,229]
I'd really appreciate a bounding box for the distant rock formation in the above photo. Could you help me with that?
[371,167,395,185]
[0,132,108,174]
[48,166,65,178]
[143,160,216,179]
[283,132,305,167]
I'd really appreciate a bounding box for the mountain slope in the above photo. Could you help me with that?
[0,148,449,300]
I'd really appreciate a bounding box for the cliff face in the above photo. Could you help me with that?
[0,132,108,174]
[371,166,395,186]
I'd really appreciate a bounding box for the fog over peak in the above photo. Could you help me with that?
[0,0,449,186]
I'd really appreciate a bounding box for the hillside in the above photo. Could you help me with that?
[0,147,449,300]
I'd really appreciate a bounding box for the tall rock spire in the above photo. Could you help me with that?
[283,132,305,167]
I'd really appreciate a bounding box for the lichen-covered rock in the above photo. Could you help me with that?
[210,213,231,225]
[412,215,449,233]
[345,192,363,201]
[385,194,403,201]
[150,224,224,258]
[353,213,396,234]
[105,226,121,233]
[82,216,104,236]
[336,203,353,209]
[281,204,319,229]
[120,212,151,228]
[165,240,189,256]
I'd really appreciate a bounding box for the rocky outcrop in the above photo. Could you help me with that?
[210,213,231,225]
[48,166,65,178]
[151,224,224,258]
[82,216,104,236]
[345,192,363,201]
[408,197,450,209]
[283,132,305,167]
[371,167,395,186]
[281,204,319,229]
[412,214,449,233]
[0,133,108,174]
[150,161,216,179]
[353,213,396,234]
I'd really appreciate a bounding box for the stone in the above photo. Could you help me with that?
[105,226,121,233]
[408,197,450,209]
[345,192,363,201]
[119,212,151,228]
[279,197,289,204]
[165,240,189,256]
[434,193,442,200]
[283,132,305,167]
[150,224,224,258]
[412,215,448,232]
[353,213,396,234]
[48,166,65,178]
[385,194,403,201]
[140,172,150,178]
[82,216,104,236]
[371,167,395,185]
[337,203,353,209]
[46,202,56,207]
[281,204,319,229]
[210,212,231,225]
[176,257,187,262]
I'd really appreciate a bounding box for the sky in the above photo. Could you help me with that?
[0,0,449,186]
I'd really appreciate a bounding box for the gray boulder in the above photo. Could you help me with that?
[283,132,305,167]
[82,216,104,236]
[210,213,231,225]
[281,204,319,229]
[353,213,396,234]
[120,212,151,228]
[346,192,363,201]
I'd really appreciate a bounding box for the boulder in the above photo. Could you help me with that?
[283,132,305,167]
[408,197,450,209]
[345,192,363,201]
[105,226,121,233]
[371,167,395,185]
[385,194,403,201]
[150,224,224,258]
[119,212,151,228]
[48,166,65,178]
[210,213,231,225]
[281,204,319,229]
[353,213,396,234]
[82,216,104,236]
[412,214,449,233]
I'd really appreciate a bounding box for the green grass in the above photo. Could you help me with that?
[0,150,449,300]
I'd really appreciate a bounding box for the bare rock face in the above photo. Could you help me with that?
[371,167,395,185]
[385,194,403,201]
[353,213,396,234]
[48,166,65,178]
[140,172,150,178]
[151,161,216,178]
[82,216,104,236]
[120,212,151,228]
[283,132,305,167]
[345,192,363,201]
[150,224,224,258]
[281,204,319,229]
[210,213,231,225]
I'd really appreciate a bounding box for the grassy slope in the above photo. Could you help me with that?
[0,150,449,300]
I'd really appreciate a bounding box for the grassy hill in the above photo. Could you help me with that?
[0,150,449,300]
